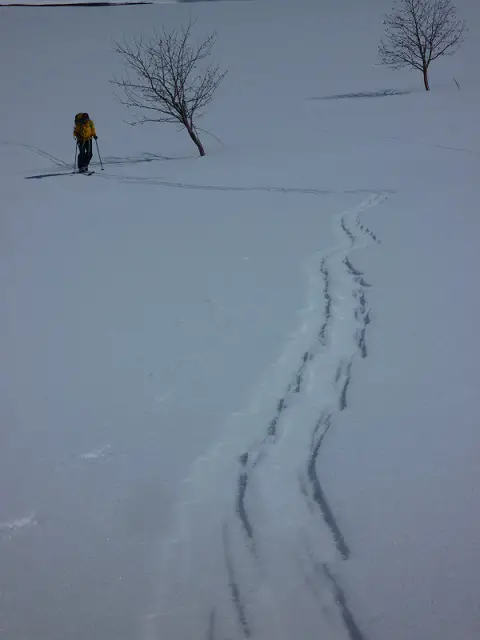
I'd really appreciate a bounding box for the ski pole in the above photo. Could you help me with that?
[73,142,77,173]
[95,138,104,171]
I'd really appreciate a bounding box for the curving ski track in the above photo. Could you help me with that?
[143,189,387,640]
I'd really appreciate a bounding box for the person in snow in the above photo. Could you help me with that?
[73,113,97,173]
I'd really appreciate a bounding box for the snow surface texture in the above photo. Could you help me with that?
[1,1,480,639]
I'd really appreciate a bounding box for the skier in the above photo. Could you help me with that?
[73,113,97,173]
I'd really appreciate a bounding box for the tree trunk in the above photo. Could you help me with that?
[423,64,430,91]
[185,123,206,157]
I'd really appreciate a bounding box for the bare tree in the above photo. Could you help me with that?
[379,0,466,91]
[113,20,227,156]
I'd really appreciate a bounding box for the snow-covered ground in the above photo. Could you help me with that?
[1,1,480,639]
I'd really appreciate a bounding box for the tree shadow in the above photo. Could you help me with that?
[93,152,194,167]
[308,89,411,101]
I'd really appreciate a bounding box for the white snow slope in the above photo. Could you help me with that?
[1,1,480,639]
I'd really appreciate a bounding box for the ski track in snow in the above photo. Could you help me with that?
[11,140,389,640]
[143,190,388,640]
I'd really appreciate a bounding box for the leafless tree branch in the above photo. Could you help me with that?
[112,19,227,156]
[378,0,466,90]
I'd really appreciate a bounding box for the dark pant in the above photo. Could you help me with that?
[77,139,93,171]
